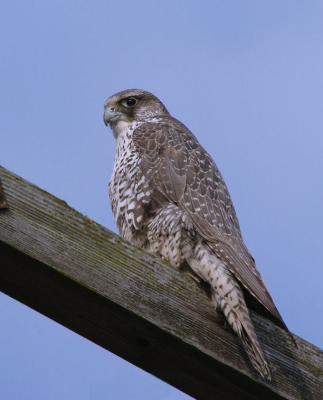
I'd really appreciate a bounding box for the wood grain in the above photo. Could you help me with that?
[0,165,322,400]
[0,177,8,209]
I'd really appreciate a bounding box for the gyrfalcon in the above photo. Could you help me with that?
[103,88,292,379]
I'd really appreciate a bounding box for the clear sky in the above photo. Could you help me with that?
[1,1,323,399]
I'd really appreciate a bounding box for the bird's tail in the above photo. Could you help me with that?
[236,308,271,380]
[189,244,271,379]
[211,281,271,380]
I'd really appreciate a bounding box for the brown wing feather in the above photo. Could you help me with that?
[133,117,287,327]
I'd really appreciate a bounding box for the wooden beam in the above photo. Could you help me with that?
[0,165,322,400]
[0,177,8,209]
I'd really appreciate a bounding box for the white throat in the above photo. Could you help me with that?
[111,120,141,140]
[111,115,163,140]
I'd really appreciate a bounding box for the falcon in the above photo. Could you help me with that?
[103,89,291,379]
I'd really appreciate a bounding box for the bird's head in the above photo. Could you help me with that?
[103,89,169,136]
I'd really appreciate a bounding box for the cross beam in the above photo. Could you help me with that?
[0,166,322,399]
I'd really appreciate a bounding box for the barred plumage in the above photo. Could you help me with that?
[104,89,292,379]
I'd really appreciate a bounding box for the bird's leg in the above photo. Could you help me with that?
[180,261,205,286]
[210,292,230,329]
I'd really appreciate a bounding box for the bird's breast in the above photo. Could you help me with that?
[109,125,148,240]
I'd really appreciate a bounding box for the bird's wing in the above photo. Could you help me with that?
[133,118,287,326]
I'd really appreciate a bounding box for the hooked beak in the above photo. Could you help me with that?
[103,109,122,126]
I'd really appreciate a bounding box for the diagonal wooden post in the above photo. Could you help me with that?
[0,178,8,209]
[0,165,322,400]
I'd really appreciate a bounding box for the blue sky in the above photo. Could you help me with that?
[1,1,323,399]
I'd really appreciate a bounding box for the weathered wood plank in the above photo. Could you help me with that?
[0,165,322,400]
[0,178,8,209]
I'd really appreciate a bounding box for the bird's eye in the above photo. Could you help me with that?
[122,97,137,107]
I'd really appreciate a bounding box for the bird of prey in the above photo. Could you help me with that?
[103,89,291,380]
